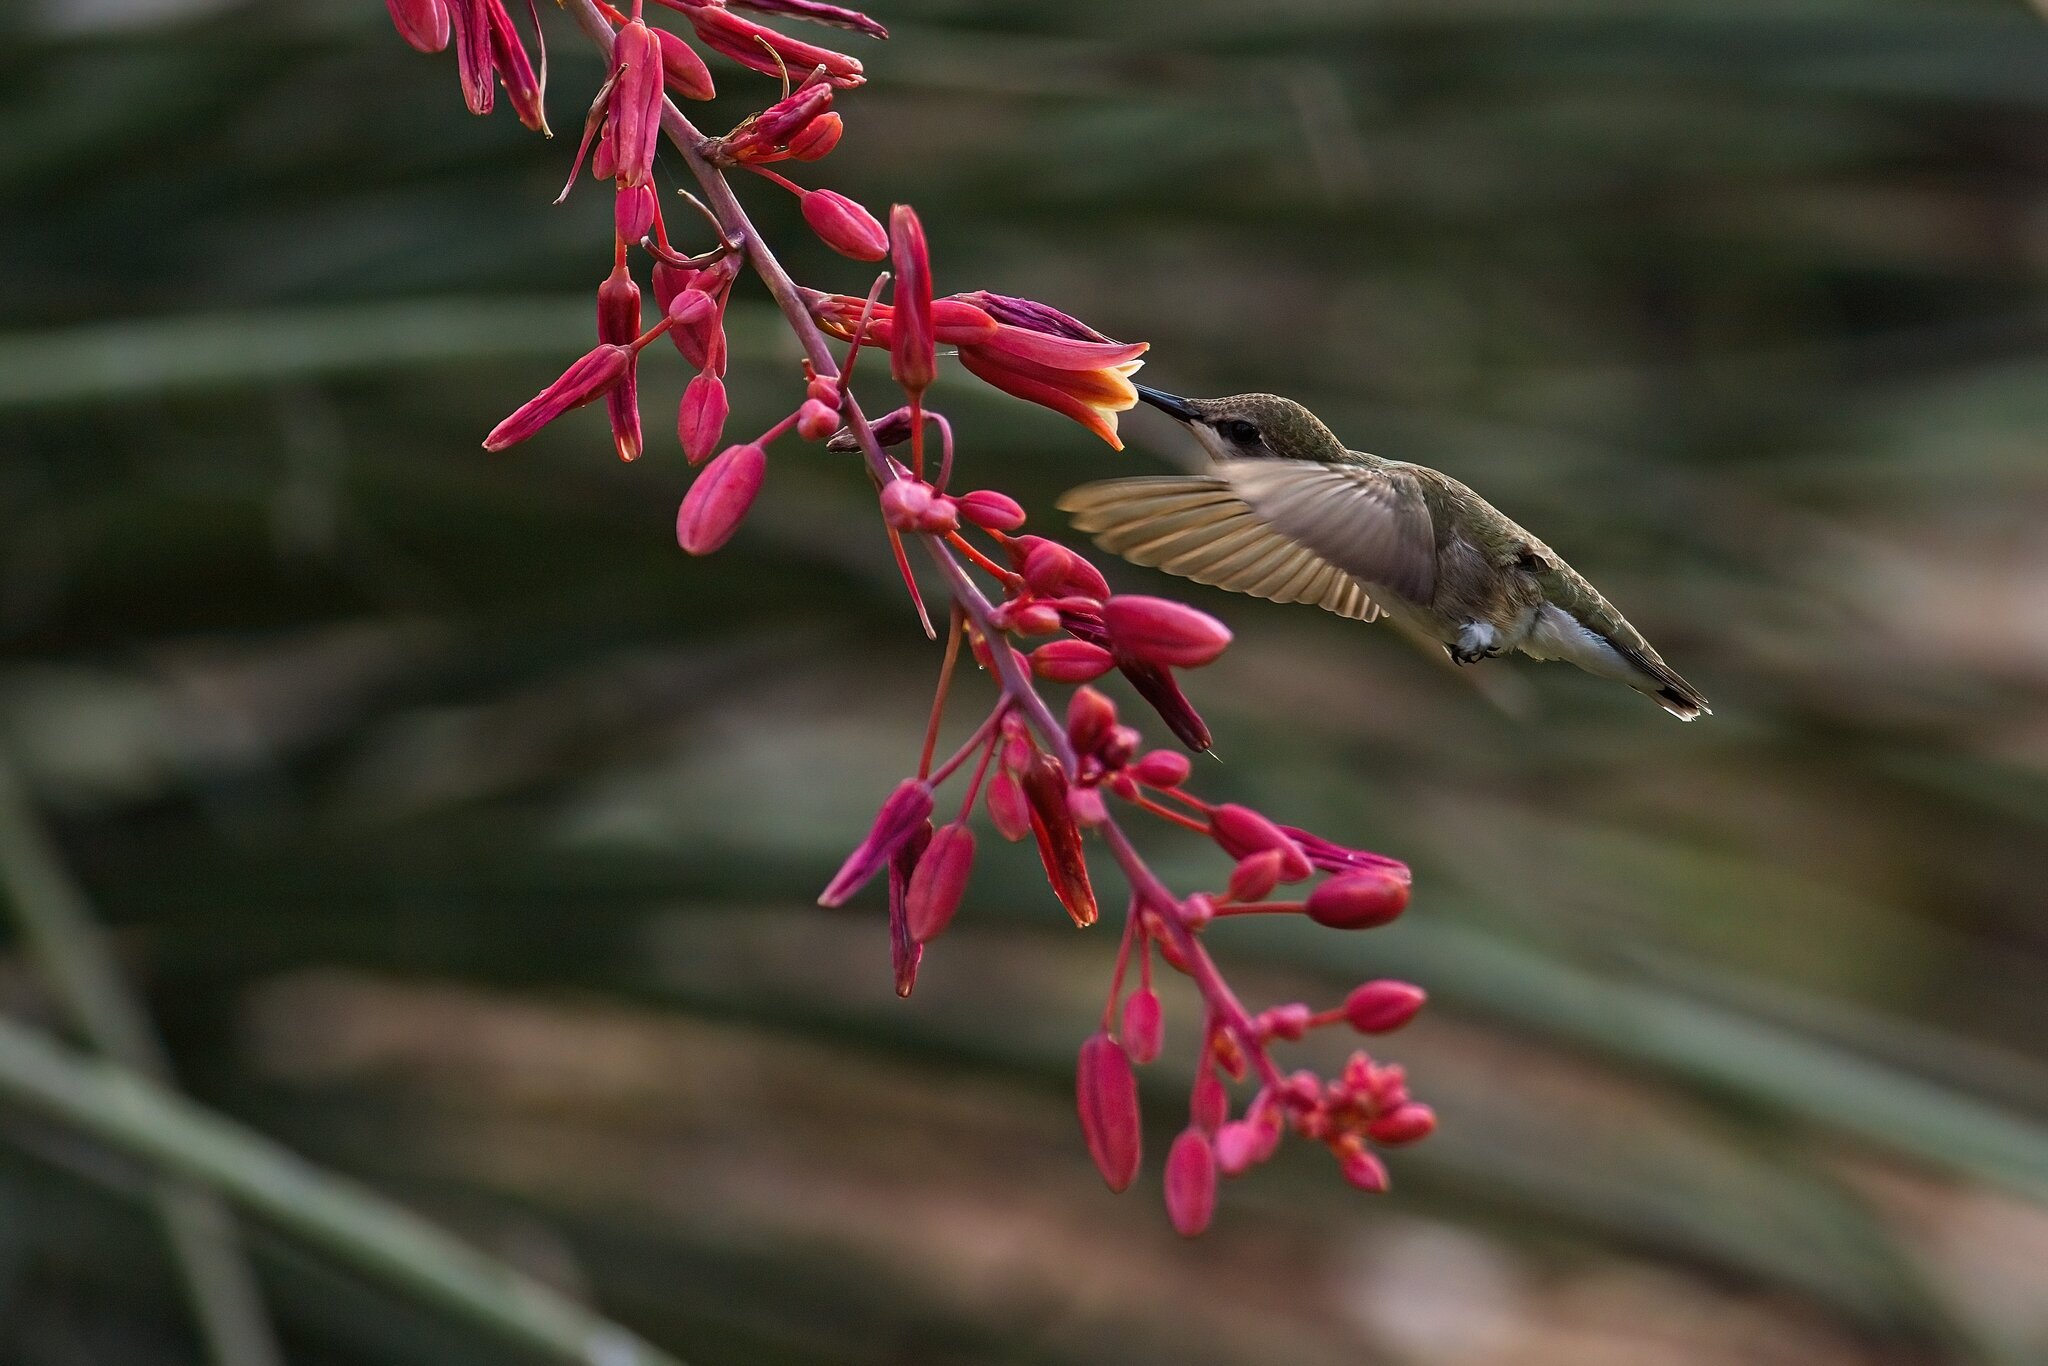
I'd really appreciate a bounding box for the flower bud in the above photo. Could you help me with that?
[955,489,1026,532]
[888,205,936,398]
[1180,892,1215,931]
[797,398,840,441]
[1029,640,1114,684]
[787,111,843,161]
[684,3,865,87]
[1120,988,1163,1064]
[1019,539,1109,602]
[485,0,547,133]
[801,189,888,261]
[1227,850,1286,904]
[1130,750,1192,789]
[1337,1143,1389,1194]
[1164,1128,1217,1237]
[597,263,644,463]
[1366,1103,1436,1147]
[676,442,766,555]
[914,497,958,535]
[1208,804,1312,883]
[986,769,1031,842]
[887,819,931,998]
[615,184,657,244]
[1010,602,1062,636]
[1343,980,1426,1034]
[1066,686,1118,756]
[879,478,934,531]
[609,19,666,189]
[676,373,728,465]
[1022,753,1096,927]
[483,345,631,450]
[1258,1003,1313,1042]
[906,821,975,942]
[1305,871,1410,929]
[1191,1072,1229,1132]
[1076,1032,1141,1192]
[1068,786,1107,828]
[819,778,934,906]
[929,298,1000,344]
[1103,595,1232,670]
[387,0,450,53]
[652,24,715,101]
[1213,1121,1260,1177]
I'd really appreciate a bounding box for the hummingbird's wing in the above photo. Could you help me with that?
[1057,476,1382,621]
[1221,460,1437,604]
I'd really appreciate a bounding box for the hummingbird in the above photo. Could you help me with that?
[1058,387,1710,720]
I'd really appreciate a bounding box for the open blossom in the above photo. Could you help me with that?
[681,3,866,87]
[446,0,546,131]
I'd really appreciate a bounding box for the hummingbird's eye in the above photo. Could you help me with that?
[1220,419,1260,444]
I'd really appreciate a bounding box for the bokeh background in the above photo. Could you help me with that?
[5,0,2048,1362]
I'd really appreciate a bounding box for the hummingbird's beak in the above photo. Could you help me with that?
[1134,385,1201,424]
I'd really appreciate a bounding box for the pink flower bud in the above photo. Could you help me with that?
[609,20,666,189]
[1130,750,1192,789]
[677,373,728,465]
[1164,1127,1217,1237]
[1338,1143,1390,1194]
[590,128,617,181]
[485,0,547,133]
[787,111,843,161]
[1260,1003,1313,1042]
[615,184,657,243]
[448,0,495,114]
[1102,595,1232,670]
[888,205,936,398]
[1306,871,1410,929]
[1010,602,1062,636]
[597,264,644,463]
[667,288,718,329]
[1227,850,1286,904]
[1068,786,1107,828]
[1030,640,1113,684]
[1076,1032,1141,1192]
[929,298,1000,344]
[955,489,1025,532]
[684,4,865,88]
[820,777,935,906]
[1022,754,1096,927]
[986,769,1031,843]
[387,0,450,52]
[1191,1072,1229,1132]
[801,189,888,261]
[887,819,931,998]
[483,345,632,450]
[1343,980,1426,1034]
[667,289,728,375]
[1019,539,1109,602]
[906,821,975,942]
[1180,892,1215,930]
[652,24,716,101]
[879,478,934,531]
[1213,1121,1260,1176]
[1208,804,1312,883]
[797,398,840,441]
[1367,1103,1436,1147]
[1066,686,1117,756]
[676,442,766,555]
[651,261,697,314]
[1120,988,1163,1064]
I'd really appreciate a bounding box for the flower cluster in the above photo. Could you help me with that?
[385,0,1431,1235]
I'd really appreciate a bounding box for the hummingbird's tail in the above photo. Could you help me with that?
[1620,646,1711,721]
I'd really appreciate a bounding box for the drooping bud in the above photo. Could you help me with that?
[1343,980,1426,1035]
[986,769,1030,842]
[676,373,728,465]
[888,205,936,399]
[1191,1072,1229,1132]
[609,19,666,189]
[787,112,843,161]
[1366,1103,1436,1147]
[485,0,547,133]
[906,821,975,942]
[887,820,931,998]
[819,777,935,906]
[597,262,644,462]
[1065,686,1118,756]
[1021,754,1097,927]
[447,0,495,115]
[1103,595,1232,670]
[1019,539,1110,602]
[879,478,934,531]
[1130,750,1192,789]
[1120,988,1163,1064]
[801,190,888,261]
[1208,805,1312,883]
[483,345,632,450]
[1164,1128,1217,1237]
[615,184,658,243]
[1076,1032,1141,1192]
[956,489,1026,532]
[1305,871,1411,929]
[676,442,766,555]
[1337,1142,1390,1194]
[1213,1120,1260,1176]
[796,399,840,441]
[387,0,451,52]
[1029,640,1114,684]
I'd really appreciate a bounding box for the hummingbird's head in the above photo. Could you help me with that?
[1132,388,1349,465]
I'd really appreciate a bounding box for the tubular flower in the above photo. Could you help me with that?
[680,4,865,87]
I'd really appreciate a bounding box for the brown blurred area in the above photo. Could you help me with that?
[4,0,2048,1362]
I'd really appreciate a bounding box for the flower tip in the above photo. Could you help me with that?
[1077,1032,1141,1192]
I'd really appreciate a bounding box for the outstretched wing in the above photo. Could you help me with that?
[1058,476,1379,620]
[1221,460,1437,604]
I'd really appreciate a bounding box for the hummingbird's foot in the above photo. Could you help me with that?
[1449,622,1505,665]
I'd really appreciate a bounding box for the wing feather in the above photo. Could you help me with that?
[1222,461,1437,603]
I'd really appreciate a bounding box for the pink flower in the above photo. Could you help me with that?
[1076,1032,1141,1192]
[906,821,975,942]
[1208,805,1312,883]
[713,81,833,165]
[1305,871,1410,929]
[726,0,887,40]
[676,441,766,554]
[597,262,644,462]
[801,190,888,261]
[820,777,934,906]
[1120,988,1163,1064]
[676,373,728,464]
[1020,753,1096,927]
[787,112,842,161]
[1030,640,1114,684]
[682,4,865,87]
[1343,981,1426,1034]
[1102,595,1232,669]
[889,205,936,399]
[483,345,632,450]
[386,0,450,53]
[608,19,666,189]
[986,769,1030,843]
[650,22,716,100]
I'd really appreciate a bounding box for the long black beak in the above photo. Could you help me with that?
[1134,384,1201,423]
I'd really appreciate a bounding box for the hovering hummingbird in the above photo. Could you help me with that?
[1058,387,1710,720]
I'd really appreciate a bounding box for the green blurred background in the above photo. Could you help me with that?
[5,0,2048,1362]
